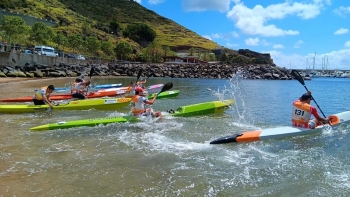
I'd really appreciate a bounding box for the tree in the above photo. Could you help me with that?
[30,22,54,45]
[101,40,114,57]
[115,41,133,60]
[0,16,28,43]
[189,47,195,56]
[67,34,83,53]
[137,49,151,62]
[145,41,163,63]
[84,36,101,56]
[209,53,216,61]
[82,20,92,37]
[109,21,121,35]
[123,23,156,46]
[53,32,68,50]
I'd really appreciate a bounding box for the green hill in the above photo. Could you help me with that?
[1,0,220,51]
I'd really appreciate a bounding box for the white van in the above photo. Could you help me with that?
[34,46,58,57]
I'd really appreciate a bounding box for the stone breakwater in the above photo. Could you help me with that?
[0,62,293,80]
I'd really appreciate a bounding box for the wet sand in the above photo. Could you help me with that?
[0,77,44,84]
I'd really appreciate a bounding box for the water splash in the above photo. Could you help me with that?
[207,73,256,129]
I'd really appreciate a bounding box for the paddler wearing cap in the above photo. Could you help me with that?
[32,85,56,108]
[131,86,162,118]
[292,91,329,129]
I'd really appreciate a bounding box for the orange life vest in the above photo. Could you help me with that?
[34,86,50,100]
[131,95,145,116]
[292,101,312,128]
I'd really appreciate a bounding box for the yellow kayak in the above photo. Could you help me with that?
[0,98,131,113]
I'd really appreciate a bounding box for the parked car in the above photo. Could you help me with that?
[64,54,76,58]
[21,50,33,54]
[76,54,86,60]
[34,46,58,57]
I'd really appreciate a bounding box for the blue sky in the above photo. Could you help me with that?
[135,0,350,70]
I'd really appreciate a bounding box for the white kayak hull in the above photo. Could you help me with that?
[210,110,350,144]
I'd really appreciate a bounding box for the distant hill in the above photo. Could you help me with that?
[1,0,220,51]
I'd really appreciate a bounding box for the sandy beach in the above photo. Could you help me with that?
[0,77,43,84]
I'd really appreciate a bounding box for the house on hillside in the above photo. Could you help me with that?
[162,55,208,64]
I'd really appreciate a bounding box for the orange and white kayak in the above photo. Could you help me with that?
[0,91,125,103]
[210,110,350,144]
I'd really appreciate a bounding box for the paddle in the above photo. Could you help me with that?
[89,66,94,79]
[136,69,143,84]
[146,82,173,117]
[158,82,173,94]
[85,66,94,95]
[290,70,328,120]
[146,71,154,79]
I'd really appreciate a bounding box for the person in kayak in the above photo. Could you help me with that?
[33,85,56,108]
[125,81,135,98]
[131,86,162,118]
[71,78,91,99]
[292,91,329,129]
[137,77,147,87]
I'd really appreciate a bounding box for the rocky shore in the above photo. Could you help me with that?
[0,62,293,80]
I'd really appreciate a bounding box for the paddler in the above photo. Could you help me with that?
[33,85,56,108]
[131,86,162,118]
[137,77,147,87]
[125,81,135,98]
[292,91,330,129]
[71,78,91,99]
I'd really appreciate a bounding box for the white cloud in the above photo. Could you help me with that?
[226,43,239,48]
[294,40,304,48]
[135,0,141,3]
[227,1,328,37]
[202,35,212,40]
[203,33,235,41]
[148,0,164,5]
[345,41,350,48]
[212,33,222,39]
[245,37,259,46]
[265,49,350,70]
[273,44,284,49]
[334,6,350,17]
[334,28,349,35]
[182,0,232,12]
[260,39,270,46]
[231,31,239,38]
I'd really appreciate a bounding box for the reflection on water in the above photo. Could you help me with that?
[1,77,350,196]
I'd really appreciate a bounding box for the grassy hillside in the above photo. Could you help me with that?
[3,0,220,51]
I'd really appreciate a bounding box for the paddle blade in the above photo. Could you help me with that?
[159,82,173,94]
[147,72,154,79]
[136,69,143,82]
[291,70,305,86]
[89,66,95,78]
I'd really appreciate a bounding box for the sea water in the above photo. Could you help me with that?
[1,76,350,196]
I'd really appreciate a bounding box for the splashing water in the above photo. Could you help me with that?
[207,73,256,129]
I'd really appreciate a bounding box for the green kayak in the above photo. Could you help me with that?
[30,99,233,131]
[148,90,179,99]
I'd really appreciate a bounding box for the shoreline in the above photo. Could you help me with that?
[0,76,129,85]
[0,77,43,84]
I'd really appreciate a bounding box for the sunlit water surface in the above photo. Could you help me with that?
[1,76,350,196]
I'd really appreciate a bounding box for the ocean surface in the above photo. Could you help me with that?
[1,76,350,196]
